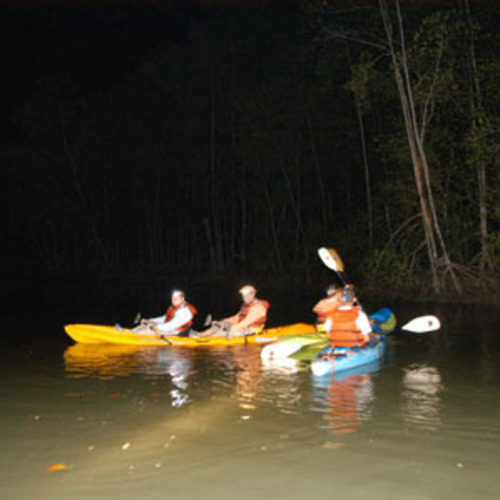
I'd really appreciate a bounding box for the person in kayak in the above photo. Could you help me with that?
[313,283,343,332]
[325,286,372,348]
[133,289,197,337]
[194,284,269,338]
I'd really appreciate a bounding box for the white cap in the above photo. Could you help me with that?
[239,285,256,295]
[172,289,185,298]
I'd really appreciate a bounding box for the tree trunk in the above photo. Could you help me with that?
[302,93,328,239]
[464,0,491,276]
[355,98,373,246]
[379,0,460,292]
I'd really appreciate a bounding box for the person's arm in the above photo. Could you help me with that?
[156,307,193,333]
[149,314,166,324]
[357,311,372,336]
[221,312,239,325]
[232,302,267,333]
[313,296,341,315]
[313,298,328,314]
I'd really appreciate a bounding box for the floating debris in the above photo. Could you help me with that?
[122,442,131,450]
[320,441,345,449]
[46,463,71,472]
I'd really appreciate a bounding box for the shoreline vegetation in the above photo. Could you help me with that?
[5,267,500,309]
[3,3,500,304]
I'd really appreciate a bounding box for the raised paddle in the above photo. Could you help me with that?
[317,246,364,312]
[317,247,348,284]
[318,246,441,334]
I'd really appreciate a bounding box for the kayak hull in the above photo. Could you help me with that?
[310,336,386,377]
[261,308,395,362]
[64,322,317,347]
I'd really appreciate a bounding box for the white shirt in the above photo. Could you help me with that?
[356,310,373,336]
[150,305,194,334]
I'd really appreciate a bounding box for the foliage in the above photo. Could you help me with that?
[3,2,500,295]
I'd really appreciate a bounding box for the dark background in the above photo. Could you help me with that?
[2,0,500,312]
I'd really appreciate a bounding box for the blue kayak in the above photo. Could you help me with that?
[310,335,386,377]
[370,307,396,334]
[261,307,395,363]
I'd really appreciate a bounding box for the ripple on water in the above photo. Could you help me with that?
[2,304,500,500]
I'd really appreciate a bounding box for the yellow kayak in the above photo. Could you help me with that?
[64,323,317,347]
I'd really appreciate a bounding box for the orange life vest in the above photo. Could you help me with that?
[327,305,368,348]
[165,301,197,332]
[237,299,270,329]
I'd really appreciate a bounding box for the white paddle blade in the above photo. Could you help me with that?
[402,315,441,333]
[260,341,303,360]
[317,247,344,272]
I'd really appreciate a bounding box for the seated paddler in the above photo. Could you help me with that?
[324,285,372,348]
[133,289,197,337]
[195,284,269,338]
[313,283,343,332]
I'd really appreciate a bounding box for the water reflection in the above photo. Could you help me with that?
[401,363,443,430]
[223,345,304,417]
[64,344,194,407]
[231,346,261,414]
[312,362,379,437]
[64,344,146,379]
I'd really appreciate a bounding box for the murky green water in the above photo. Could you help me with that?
[1,297,499,499]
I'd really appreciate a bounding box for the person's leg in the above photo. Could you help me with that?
[132,324,157,336]
[226,327,255,339]
[190,325,220,337]
[191,321,231,338]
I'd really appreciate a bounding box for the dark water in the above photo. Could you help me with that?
[1,287,500,499]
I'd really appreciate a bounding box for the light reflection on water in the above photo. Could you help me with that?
[401,364,443,430]
[313,367,377,436]
[1,304,500,499]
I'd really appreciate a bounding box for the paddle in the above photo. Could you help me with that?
[260,311,441,361]
[317,246,368,317]
[261,247,442,361]
[263,247,362,361]
[203,314,213,327]
[317,247,348,285]
[318,247,441,334]
[402,315,441,333]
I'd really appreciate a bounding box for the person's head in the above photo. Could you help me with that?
[171,289,185,307]
[326,283,341,297]
[340,285,356,305]
[239,284,256,304]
